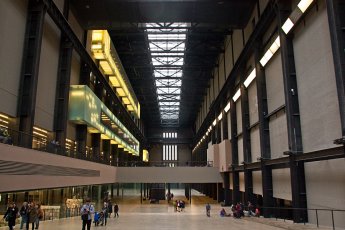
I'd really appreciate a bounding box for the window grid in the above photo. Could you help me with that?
[162,144,178,164]
[162,132,177,138]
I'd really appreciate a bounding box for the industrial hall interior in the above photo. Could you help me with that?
[0,0,344,229]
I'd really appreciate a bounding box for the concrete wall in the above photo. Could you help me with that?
[0,0,28,117]
[0,143,222,192]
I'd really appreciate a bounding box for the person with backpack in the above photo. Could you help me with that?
[80,198,94,230]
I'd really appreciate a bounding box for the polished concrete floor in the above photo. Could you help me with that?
[1,190,342,230]
[35,204,339,230]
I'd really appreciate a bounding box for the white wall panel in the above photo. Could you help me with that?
[253,171,263,195]
[232,30,243,64]
[70,51,81,85]
[236,99,242,134]
[0,0,28,116]
[66,122,76,140]
[219,54,225,89]
[250,126,261,163]
[68,10,84,42]
[305,159,345,228]
[239,172,245,192]
[248,80,259,125]
[269,110,288,159]
[272,168,292,200]
[244,7,257,44]
[266,51,285,113]
[227,112,231,140]
[238,136,243,165]
[35,16,61,130]
[293,5,341,152]
[225,36,233,78]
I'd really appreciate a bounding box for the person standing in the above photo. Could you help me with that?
[205,203,211,217]
[35,204,43,229]
[19,202,29,229]
[80,198,94,230]
[27,202,38,230]
[107,200,113,218]
[3,202,19,230]
[114,203,119,218]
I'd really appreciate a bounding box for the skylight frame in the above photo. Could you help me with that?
[146,22,188,125]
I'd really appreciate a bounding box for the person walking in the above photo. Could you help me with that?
[80,198,94,230]
[114,203,119,218]
[3,202,19,230]
[205,203,211,217]
[19,202,29,229]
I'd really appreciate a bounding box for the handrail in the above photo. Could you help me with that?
[258,206,345,230]
[1,127,214,167]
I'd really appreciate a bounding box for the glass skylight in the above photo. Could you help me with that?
[146,23,188,125]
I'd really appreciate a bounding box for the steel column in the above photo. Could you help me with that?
[223,172,231,206]
[76,124,87,159]
[277,1,307,223]
[17,0,46,147]
[326,0,345,136]
[54,0,73,148]
[91,133,101,163]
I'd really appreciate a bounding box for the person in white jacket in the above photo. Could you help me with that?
[80,198,94,230]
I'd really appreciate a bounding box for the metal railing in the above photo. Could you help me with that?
[1,127,214,167]
[260,206,345,230]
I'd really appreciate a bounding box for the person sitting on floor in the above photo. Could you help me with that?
[220,208,231,217]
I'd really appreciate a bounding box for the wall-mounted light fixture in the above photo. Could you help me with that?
[260,36,280,67]
[232,88,241,102]
[244,68,257,88]
[218,112,223,121]
[224,101,231,113]
[282,0,314,34]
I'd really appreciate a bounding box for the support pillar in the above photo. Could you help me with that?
[277,2,307,223]
[102,139,111,164]
[54,0,73,148]
[223,172,231,206]
[76,124,87,159]
[18,0,46,148]
[91,133,101,162]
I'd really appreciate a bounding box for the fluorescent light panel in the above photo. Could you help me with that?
[244,68,257,88]
[232,89,241,102]
[218,112,223,121]
[212,119,217,126]
[224,101,231,113]
[298,0,314,13]
[282,18,294,34]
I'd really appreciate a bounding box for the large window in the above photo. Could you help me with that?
[163,132,177,138]
[163,144,178,165]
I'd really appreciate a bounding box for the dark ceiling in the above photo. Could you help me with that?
[70,0,256,128]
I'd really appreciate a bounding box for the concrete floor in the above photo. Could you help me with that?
[1,190,342,230]
[34,204,339,230]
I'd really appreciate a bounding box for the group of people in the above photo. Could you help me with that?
[2,201,43,230]
[205,201,260,218]
[80,198,119,230]
[230,201,260,218]
[173,200,185,212]
[0,127,12,144]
